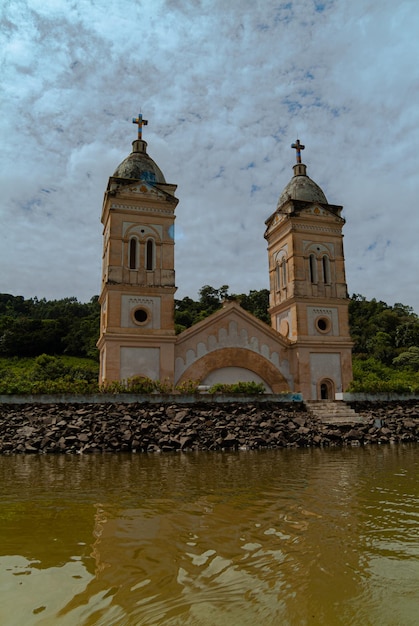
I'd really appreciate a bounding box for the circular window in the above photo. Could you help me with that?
[316,317,331,333]
[133,307,149,325]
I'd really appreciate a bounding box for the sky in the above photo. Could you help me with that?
[1,0,419,312]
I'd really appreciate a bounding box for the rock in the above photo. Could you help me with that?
[180,436,194,449]
[380,427,392,435]
[0,400,418,454]
[297,426,310,435]
[346,429,363,440]
[222,433,238,447]
[174,410,190,423]
[403,419,417,428]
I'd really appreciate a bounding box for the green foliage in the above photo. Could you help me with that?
[32,354,71,381]
[348,294,419,392]
[2,288,419,396]
[393,346,419,371]
[0,295,100,359]
[174,379,200,394]
[348,357,419,394]
[233,289,270,324]
[175,285,270,332]
[100,376,157,394]
[99,377,188,394]
[349,294,419,364]
[207,381,265,395]
[0,355,99,395]
[174,286,226,331]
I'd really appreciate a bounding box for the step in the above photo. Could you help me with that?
[305,401,366,425]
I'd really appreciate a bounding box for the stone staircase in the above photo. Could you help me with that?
[305,400,366,425]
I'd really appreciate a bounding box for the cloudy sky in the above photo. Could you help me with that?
[1,0,419,312]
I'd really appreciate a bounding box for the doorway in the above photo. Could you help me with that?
[319,379,334,400]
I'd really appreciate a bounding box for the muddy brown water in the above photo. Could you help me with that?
[1,445,418,625]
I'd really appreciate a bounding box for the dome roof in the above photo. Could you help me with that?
[113,139,166,184]
[278,163,327,207]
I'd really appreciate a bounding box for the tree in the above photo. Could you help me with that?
[233,289,270,324]
[0,294,100,358]
[349,293,419,360]
[0,318,62,357]
[198,285,228,314]
[393,347,419,371]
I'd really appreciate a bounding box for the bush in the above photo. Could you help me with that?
[175,380,200,394]
[348,356,419,394]
[0,355,99,395]
[99,376,158,394]
[207,381,265,395]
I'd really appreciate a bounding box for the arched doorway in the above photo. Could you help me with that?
[319,379,334,401]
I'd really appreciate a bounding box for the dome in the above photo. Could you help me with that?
[278,163,327,207]
[113,139,166,184]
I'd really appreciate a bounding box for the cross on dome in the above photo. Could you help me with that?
[291,139,305,164]
[132,113,148,140]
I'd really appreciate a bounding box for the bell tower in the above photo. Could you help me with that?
[97,115,178,383]
[264,140,353,400]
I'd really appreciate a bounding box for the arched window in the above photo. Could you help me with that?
[129,238,138,269]
[309,254,317,283]
[322,255,331,284]
[281,259,287,287]
[275,252,287,291]
[146,239,154,270]
[276,263,281,291]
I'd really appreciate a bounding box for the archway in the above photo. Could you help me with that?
[176,347,290,393]
[319,378,335,401]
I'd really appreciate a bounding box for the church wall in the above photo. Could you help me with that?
[119,341,175,382]
[98,128,353,399]
[121,295,161,329]
[309,353,342,399]
[201,367,273,392]
[290,344,353,399]
[174,306,293,392]
[121,347,160,381]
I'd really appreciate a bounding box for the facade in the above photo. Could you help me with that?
[97,120,352,399]
[264,141,353,399]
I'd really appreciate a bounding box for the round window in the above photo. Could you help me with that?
[316,317,331,333]
[133,308,149,325]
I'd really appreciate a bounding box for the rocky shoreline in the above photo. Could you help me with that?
[0,400,419,454]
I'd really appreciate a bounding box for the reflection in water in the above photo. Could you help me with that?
[0,446,419,625]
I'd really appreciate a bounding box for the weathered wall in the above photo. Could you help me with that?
[1,400,418,454]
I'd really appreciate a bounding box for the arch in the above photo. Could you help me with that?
[309,253,317,283]
[282,258,287,287]
[145,238,155,270]
[276,263,281,291]
[274,250,287,292]
[319,378,335,400]
[129,237,138,269]
[176,347,291,393]
[322,255,331,284]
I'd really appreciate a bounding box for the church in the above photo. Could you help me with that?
[97,116,353,400]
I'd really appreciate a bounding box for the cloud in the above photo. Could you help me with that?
[1,0,419,312]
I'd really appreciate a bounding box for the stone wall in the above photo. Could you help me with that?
[0,401,419,454]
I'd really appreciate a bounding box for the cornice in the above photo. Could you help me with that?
[110,203,174,216]
[292,223,342,235]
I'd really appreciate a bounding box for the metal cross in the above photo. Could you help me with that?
[291,139,305,164]
[132,113,148,139]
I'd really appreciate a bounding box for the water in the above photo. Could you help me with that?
[1,445,418,625]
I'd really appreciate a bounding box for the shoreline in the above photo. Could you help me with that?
[1,400,419,454]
